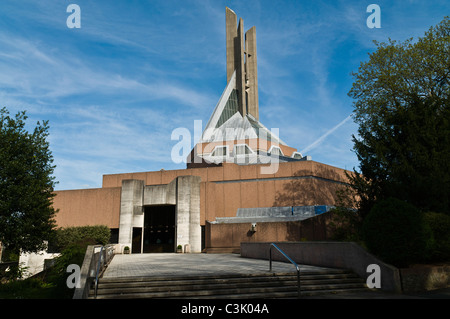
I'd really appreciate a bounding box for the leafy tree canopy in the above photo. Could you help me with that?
[347,17,450,217]
[0,107,57,253]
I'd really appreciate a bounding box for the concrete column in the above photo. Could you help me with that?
[189,176,201,253]
[226,7,258,119]
[245,26,259,120]
[176,176,201,253]
[226,7,237,83]
[176,177,190,250]
[118,179,144,250]
[236,18,247,117]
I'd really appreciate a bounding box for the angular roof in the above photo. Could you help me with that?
[200,71,286,146]
[186,8,309,168]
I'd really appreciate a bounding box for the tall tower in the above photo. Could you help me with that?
[186,8,305,168]
[226,7,259,120]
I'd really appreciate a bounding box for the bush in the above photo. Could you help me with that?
[0,277,56,299]
[1,226,111,298]
[362,197,432,267]
[50,225,111,252]
[44,243,88,298]
[328,207,362,242]
[0,244,88,299]
[424,212,450,262]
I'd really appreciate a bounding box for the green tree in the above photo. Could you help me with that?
[51,225,111,252]
[362,197,432,267]
[0,107,57,254]
[347,17,450,218]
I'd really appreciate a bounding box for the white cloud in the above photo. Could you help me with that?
[2,0,447,189]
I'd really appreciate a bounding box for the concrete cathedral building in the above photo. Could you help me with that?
[52,8,350,254]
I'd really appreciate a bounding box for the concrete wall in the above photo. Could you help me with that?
[101,161,349,188]
[98,161,348,227]
[116,176,202,253]
[176,176,202,253]
[53,161,347,226]
[205,211,336,251]
[19,250,60,279]
[241,242,402,293]
[118,180,144,247]
[52,161,349,253]
[143,180,176,206]
[203,176,344,223]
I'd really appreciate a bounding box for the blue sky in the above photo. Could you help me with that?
[1,0,448,190]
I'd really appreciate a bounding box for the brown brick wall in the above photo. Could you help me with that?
[52,161,348,230]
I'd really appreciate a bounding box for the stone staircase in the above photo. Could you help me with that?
[89,268,368,299]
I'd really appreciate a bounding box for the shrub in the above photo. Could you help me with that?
[50,225,111,252]
[0,277,55,299]
[424,212,450,262]
[1,226,110,298]
[362,197,432,267]
[328,207,363,242]
[43,243,88,298]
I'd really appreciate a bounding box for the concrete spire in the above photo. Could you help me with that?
[245,26,259,120]
[225,7,259,120]
[226,7,237,83]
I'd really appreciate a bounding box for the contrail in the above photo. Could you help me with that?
[301,114,352,154]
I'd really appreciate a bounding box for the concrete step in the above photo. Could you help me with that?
[93,282,368,299]
[90,269,368,299]
[95,273,362,290]
[93,285,297,299]
[175,287,370,299]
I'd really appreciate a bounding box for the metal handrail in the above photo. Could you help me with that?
[93,245,115,298]
[94,246,104,298]
[269,243,301,298]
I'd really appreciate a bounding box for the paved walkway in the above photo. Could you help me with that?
[102,253,450,299]
[102,253,331,278]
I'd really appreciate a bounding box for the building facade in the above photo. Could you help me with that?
[52,8,350,254]
[54,160,349,253]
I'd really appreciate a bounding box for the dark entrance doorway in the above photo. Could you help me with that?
[132,227,143,254]
[143,205,176,253]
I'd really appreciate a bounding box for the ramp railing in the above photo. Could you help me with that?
[73,244,115,299]
[269,243,301,298]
